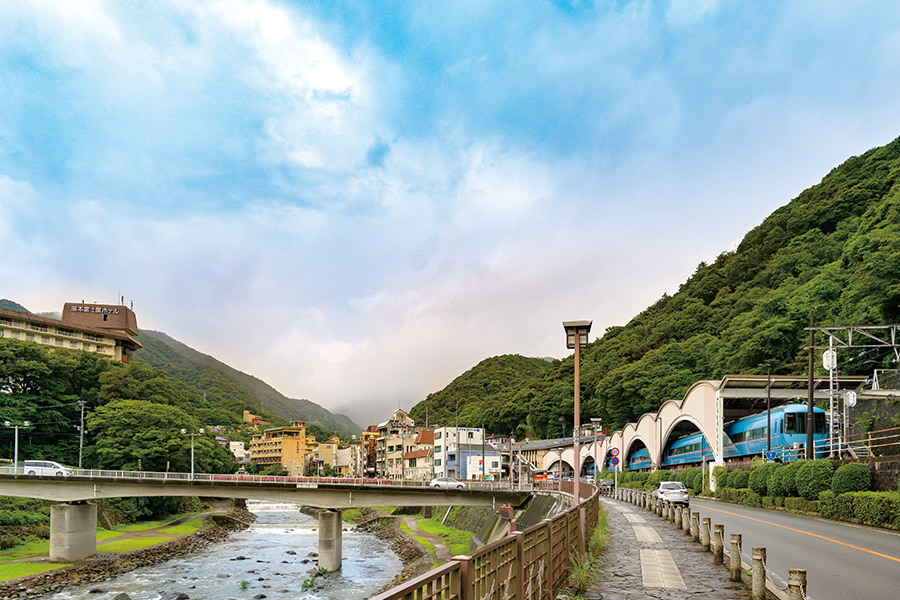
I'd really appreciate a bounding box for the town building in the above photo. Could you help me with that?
[242,410,271,427]
[432,426,486,480]
[0,302,141,362]
[466,451,502,480]
[248,420,313,476]
[403,429,435,481]
[229,441,249,462]
[360,426,379,476]
[376,409,415,478]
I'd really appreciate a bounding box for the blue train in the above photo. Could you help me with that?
[623,404,828,470]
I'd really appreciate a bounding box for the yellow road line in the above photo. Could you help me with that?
[700,505,900,564]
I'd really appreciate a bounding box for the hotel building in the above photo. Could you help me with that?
[248,420,316,476]
[0,302,141,361]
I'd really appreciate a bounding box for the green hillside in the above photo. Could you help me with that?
[413,136,900,438]
[0,299,30,313]
[134,330,361,437]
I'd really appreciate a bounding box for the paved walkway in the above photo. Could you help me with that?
[584,497,751,600]
[402,516,453,563]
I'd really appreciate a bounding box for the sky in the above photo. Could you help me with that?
[2,1,899,428]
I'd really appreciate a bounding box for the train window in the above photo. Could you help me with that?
[785,414,799,434]
[815,413,826,434]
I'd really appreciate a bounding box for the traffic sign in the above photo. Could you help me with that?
[610,456,619,466]
[610,448,619,457]
[764,451,777,462]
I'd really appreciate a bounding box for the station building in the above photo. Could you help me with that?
[0,302,141,362]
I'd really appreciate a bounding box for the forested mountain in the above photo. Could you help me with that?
[412,136,900,439]
[134,330,361,437]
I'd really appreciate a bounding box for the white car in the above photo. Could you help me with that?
[429,477,465,490]
[650,481,689,506]
[22,460,73,477]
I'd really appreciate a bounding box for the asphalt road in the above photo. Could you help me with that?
[690,497,900,600]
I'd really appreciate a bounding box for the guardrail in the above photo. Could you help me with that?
[369,480,599,600]
[0,467,529,490]
[613,487,809,600]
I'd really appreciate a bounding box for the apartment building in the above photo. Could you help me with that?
[432,426,485,480]
[376,408,415,478]
[403,429,435,481]
[248,420,314,475]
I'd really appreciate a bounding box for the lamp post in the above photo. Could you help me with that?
[4,421,31,473]
[556,447,564,492]
[758,364,772,454]
[563,321,591,502]
[181,428,205,478]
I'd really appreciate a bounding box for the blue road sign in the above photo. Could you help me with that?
[610,456,619,466]
[765,451,777,462]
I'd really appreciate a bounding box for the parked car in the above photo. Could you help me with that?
[650,481,689,506]
[597,478,615,490]
[22,460,73,477]
[429,477,465,490]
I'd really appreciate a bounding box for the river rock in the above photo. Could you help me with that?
[216,574,230,578]
[160,594,190,600]
[88,590,107,594]
[112,594,131,600]
[285,550,296,555]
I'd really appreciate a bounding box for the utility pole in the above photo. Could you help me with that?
[807,311,815,459]
[78,400,85,469]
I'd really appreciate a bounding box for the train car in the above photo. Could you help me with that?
[660,404,828,467]
[626,447,651,471]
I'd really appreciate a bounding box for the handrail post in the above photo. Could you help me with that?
[729,534,742,582]
[701,517,711,551]
[691,512,700,542]
[788,568,807,600]
[713,524,724,564]
[752,547,766,600]
[674,504,682,528]
[682,508,691,535]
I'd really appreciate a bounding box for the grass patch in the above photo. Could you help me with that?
[0,563,69,582]
[158,516,203,535]
[97,529,125,542]
[414,519,474,556]
[0,539,50,562]
[342,508,365,523]
[588,507,609,556]
[97,537,174,552]
[113,511,199,532]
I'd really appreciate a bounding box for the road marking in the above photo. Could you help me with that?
[633,524,662,543]
[623,513,646,523]
[699,504,900,564]
[640,549,685,588]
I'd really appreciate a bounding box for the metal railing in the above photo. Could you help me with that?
[369,480,599,600]
[0,467,530,491]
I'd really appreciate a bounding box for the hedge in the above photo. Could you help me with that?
[784,497,818,513]
[820,490,900,528]
[796,459,833,500]
[831,463,871,495]
[713,466,728,489]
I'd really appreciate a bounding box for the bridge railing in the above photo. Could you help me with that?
[0,467,530,491]
[369,480,599,600]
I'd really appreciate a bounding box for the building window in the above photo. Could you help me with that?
[468,432,474,439]
[69,341,78,349]
[435,445,441,453]
[448,454,455,462]
[8,331,17,339]
[55,338,63,346]
[435,431,441,440]
[41,336,50,344]
[25,333,34,341]
[0,328,3,337]
[435,458,441,466]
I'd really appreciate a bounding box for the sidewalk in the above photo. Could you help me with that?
[584,497,751,600]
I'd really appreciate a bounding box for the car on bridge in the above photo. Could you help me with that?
[22,460,73,477]
[429,477,466,490]
[650,481,689,506]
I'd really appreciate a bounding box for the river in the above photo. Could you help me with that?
[46,501,404,600]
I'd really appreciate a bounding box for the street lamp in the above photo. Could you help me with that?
[556,447,564,492]
[181,428,205,478]
[563,321,591,502]
[4,421,31,473]
[758,364,772,454]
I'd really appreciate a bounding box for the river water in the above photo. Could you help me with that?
[46,501,403,600]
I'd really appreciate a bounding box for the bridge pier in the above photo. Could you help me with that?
[317,509,343,572]
[50,503,97,561]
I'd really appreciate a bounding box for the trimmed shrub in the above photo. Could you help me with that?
[647,470,671,487]
[770,460,804,497]
[818,490,855,521]
[730,470,750,489]
[796,459,834,501]
[736,489,762,507]
[749,463,778,496]
[832,463,871,495]
[713,466,728,489]
[761,496,775,508]
[692,471,703,495]
[784,497,811,512]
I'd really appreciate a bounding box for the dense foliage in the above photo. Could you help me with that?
[831,462,871,495]
[411,136,900,436]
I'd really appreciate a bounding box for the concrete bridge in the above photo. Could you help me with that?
[543,374,866,481]
[0,471,530,570]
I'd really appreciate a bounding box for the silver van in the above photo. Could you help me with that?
[22,460,72,477]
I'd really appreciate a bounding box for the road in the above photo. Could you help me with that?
[690,497,900,600]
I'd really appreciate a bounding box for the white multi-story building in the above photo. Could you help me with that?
[432,427,486,479]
